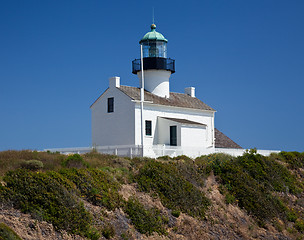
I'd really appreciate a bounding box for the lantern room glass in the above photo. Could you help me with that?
[142,40,167,58]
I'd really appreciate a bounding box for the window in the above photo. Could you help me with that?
[170,125,177,146]
[107,97,114,113]
[145,120,152,136]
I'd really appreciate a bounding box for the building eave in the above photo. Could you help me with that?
[159,117,207,126]
[90,88,109,108]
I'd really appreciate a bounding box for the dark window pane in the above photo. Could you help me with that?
[108,97,114,113]
[145,120,152,136]
[170,125,177,146]
[142,40,167,58]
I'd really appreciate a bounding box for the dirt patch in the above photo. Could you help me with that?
[120,184,165,211]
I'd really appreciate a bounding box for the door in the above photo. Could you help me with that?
[170,126,177,146]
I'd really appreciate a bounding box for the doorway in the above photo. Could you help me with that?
[170,126,177,146]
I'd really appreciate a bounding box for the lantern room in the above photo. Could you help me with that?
[132,24,175,74]
[140,24,167,58]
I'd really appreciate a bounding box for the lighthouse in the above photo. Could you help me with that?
[88,23,245,159]
[132,24,175,98]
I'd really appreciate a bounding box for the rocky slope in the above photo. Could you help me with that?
[0,150,303,239]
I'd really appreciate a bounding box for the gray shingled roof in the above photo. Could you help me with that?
[160,117,207,126]
[215,128,242,149]
[118,85,215,111]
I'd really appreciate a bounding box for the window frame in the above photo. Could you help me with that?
[145,120,152,136]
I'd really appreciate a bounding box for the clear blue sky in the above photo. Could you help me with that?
[0,0,303,152]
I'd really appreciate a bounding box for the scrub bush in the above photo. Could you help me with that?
[286,210,297,222]
[173,158,206,188]
[59,168,122,210]
[171,210,181,218]
[62,154,89,168]
[135,160,210,219]
[278,151,304,170]
[294,219,304,232]
[1,169,98,239]
[212,152,302,224]
[101,223,115,239]
[20,160,44,170]
[225,193,237,204]
[196,153,234,178]
[124,197,167,235]
[84,151,131,170]
[238,152,301,193]
[157,155,171,160]
[0,223,22,240]
[172,155,192,161]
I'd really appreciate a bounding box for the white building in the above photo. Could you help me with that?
[90,24,246,158]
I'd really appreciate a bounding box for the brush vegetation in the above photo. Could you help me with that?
[0,150,304,239]
[0,223,22,240]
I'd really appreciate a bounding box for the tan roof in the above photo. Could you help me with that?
[160,117,207,126]
[215,128,242,149]
[118,85,215,111]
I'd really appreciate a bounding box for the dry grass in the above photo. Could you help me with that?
[83,151,131,169]
[0,150,132,178]
[0,150,64,176]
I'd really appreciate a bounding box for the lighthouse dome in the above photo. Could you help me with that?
[139,24,168,43]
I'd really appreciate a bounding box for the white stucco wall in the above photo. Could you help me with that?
[181,126,207,147]
[91,87,135,146]
[134,102,215,148]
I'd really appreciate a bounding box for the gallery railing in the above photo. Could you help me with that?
[132,57,175,74]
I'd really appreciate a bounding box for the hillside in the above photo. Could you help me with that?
[0,150,304,240]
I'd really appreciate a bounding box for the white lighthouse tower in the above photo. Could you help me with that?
[132,24,175,98]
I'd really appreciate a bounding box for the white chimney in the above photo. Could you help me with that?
[109,76,120,88]
[185,87,195,97]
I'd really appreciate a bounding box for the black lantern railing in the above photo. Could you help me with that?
[132,57,175,74]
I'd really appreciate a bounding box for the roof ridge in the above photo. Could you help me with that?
[118,85,215,111]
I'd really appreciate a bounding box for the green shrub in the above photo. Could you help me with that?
[295,219,304,232]
[225,193,237,204]
[1,169,96,239]
[172,158,207,188]
[172,210,181,218]
[59,168,122,210]
[172,155,192,161]
[46,171,77,192]
[157,155,171,160]
[278,151,304,170]
[286,210,298,222]
[20,160,44,170]
[196,153,234,177]
[273,220,283,232]
[125,197,166,235]
[101,223,115,239]
[62,154,89,169]
[135,160,210,219]
[238,152,301,194]
[0,223,22,240]
[211,152,302,223]
[121,231,132,240]
[100,166,130,184]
